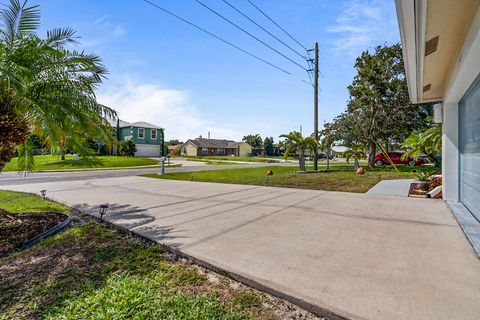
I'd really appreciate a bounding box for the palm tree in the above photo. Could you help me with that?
[319,135,333,171]
[280,132,317,171]
[0,0,116,172]
[401,125,441,163]
[344,145,366,170]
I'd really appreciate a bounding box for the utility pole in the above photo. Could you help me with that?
[313,42,319,171]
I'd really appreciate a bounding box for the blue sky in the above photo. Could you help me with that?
[34,0,400,142]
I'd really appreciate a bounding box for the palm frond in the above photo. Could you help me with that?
[16,139,35,175]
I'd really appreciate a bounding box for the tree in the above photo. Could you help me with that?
[401,124,441,163]
[0,0,116,172]
[263,137,274,156]
[165,139,183,146]
[322,44,431,167]
[344,145,367,170]
[319,135,333,171]
[279,132,317,172]
[115,118,121,156]
[242,134,263,156]
[120,140,137,157]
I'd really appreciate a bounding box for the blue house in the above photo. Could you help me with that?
[112,119,165,157]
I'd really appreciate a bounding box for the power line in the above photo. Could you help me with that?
[193,0,309,72]
[221,0,307,62]
[246,0,309,52]
[143,0,291,75]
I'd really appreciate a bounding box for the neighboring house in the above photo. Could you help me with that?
[111,119,165,157]
[181,137,252,157]
[395,1,480,222]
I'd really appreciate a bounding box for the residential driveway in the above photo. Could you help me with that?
[3,177,480,320]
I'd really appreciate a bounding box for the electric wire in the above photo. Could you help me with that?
[193,0,309,72]
[143,0,292,76]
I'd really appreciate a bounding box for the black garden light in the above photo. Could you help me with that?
[40,190,47,199]
[99,204,109,221]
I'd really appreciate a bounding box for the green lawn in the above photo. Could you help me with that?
[3,155,167,171]
[0,191,297,320]
[0,190,68,213]
[141,164,439,193]
[180,156,279,163]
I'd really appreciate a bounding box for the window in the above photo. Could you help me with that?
[138,128,145,139]
[202,148,208,155]
[151,129,157,139]
[217,148,225,155]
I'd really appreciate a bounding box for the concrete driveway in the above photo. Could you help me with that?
[3,177,480,320]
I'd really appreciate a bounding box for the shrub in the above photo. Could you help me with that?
[120,140,137,157]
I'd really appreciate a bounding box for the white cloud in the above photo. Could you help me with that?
[327,0,396,57]
[97,77,241,141]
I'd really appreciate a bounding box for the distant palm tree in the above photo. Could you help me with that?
[344,145,366,170]
[319,135,333,171]
[0,0,116,172]
[280,132,318,171]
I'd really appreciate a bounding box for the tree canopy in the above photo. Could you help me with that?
[0,0,116,172]
[242,134,263,156]
[322,43,431,166]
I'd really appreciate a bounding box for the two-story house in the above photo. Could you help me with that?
[113,119,165,157]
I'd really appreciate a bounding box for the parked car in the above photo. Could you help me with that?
[374,152,425,166]
[318,152,335,160]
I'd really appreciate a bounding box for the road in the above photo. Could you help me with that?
[0,159,291,186]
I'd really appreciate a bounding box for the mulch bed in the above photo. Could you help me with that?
[0,209,67,257]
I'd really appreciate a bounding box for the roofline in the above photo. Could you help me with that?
[395,0,427,103]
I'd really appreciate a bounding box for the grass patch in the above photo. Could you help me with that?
[0,221,284,319]
[181,156,279,163]
[0,190,68,214]
[4,155,161,171]
[141,165,439,193]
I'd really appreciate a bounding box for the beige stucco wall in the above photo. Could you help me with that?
[238,143,252,157]
[182,142,198,156]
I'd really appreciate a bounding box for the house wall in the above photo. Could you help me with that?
[442,7,480,201]
[238,143,252,157]
[181,142,198,156]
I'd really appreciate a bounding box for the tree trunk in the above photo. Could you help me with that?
[354,158,360,170]
[326,149,330,171]
[0,107,30,173]
[368,141,376,168]
[61,151,65,161]
[299,155,306,172]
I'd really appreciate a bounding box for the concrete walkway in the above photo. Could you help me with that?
[366,179,414,197]
[3,177,480,320]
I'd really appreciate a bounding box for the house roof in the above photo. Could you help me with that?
[108,118,164,130]
[186,138,248,149]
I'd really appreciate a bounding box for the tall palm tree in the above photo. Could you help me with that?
[280,132,317,171]
[344,144,366,170]
[0,0,116,172]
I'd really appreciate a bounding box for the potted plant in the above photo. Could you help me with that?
[413,171,435,191]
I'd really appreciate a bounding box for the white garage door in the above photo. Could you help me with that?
[459,75,480,221]
[135,144,160,157]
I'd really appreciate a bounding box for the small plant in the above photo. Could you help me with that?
[413,171,436,191]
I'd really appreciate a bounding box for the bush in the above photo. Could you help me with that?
[120,140,137,157]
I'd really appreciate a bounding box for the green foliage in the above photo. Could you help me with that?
[322,43,432,166]
[279,132,318,171]
[120,140,137,157]
[402,124,441,162]
[263,137,274,156]
[413,171,436,182]
[242,134,263,156]
[0,0,116,171]
[343,145,366,170]
[15,138,35,174]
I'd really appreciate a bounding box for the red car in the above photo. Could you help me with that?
[374,152,425,166]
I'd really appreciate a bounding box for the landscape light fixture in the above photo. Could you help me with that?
[99,204,109,221]
[40,190,47,199]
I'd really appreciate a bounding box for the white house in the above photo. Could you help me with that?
[395,1,480,235]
